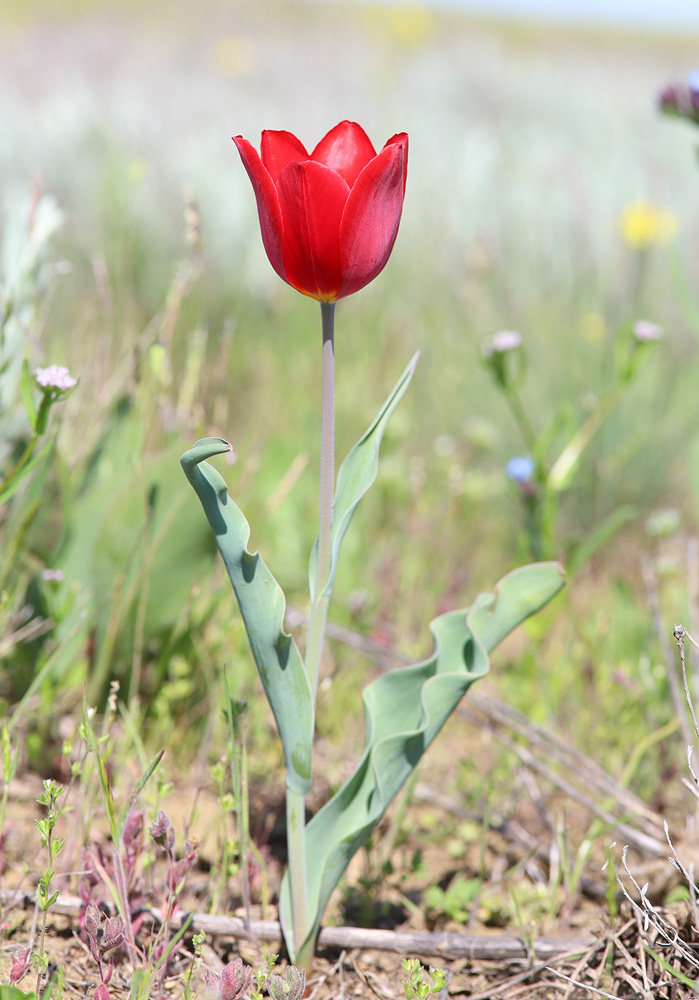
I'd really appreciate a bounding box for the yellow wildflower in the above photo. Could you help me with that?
[619,201,677,250]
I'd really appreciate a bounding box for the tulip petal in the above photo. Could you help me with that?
[337,134,408,299]
[311,121,377,188]
[260,130,309,183]
[277,160,350,300]
[233,136,287,283]
[382,131,409,188]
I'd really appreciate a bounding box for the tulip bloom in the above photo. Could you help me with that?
[233,121,408,302]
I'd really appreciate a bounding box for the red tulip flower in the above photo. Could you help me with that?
[233,121,408,302]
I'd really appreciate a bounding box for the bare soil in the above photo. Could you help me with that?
[1,699,698,999]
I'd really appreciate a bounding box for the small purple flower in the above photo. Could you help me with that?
[101,914,124,952]
[9,946,30,984]
[166,838,198,892]
[482,330,522,357]
[34,365,77,392]
[659,71,699,123]
[205,957,254,1000]
[632,320,663,343]
[85,902,101,938]
[122,808,143,851]
[505,456,535,484]
[149,809,174,849]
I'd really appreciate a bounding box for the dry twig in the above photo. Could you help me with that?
[0,887,594,962]
[642,555,693,748]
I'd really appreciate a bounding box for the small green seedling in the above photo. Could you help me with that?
[401,958,447,1000]
[33,779,66,995]
[251,953,278,1000]
[266,965,306,1000]
[183,929,206,1000]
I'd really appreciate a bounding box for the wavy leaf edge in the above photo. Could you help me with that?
[181,437,314,793]
[282,561,565,960]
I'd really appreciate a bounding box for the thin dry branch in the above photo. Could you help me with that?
[687,537,699,684]
[0,887,594,961]
[460,709,665,858]
[0,615,53,659]
[641,554,693,748]
[673,625,699,744]
[462,945,598,1000]
[560,931,615,1000]
[545,966,622,999]
[466,693,665,835]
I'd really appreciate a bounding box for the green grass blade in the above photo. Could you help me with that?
[115,748,165,844]
[280,561,564,962]
[181,438,314,796]
[309,352,419,600]
[81,690,117,844]
[643,944,698,990]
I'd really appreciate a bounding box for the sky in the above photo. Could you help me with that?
[358,0,699,30]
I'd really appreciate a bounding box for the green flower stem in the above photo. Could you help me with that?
[547,386,620,493]
[539,385,621,560]
[287,301,336,966]
[305,301,336,699]
[502,384,537,456]
[286,785,309,966]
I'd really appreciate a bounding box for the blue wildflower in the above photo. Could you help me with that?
[505,456,535,484]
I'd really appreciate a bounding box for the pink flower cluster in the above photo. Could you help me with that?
[34,365,77,392]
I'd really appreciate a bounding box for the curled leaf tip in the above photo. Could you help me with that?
[180,437,234,472]
[192,436,233,453]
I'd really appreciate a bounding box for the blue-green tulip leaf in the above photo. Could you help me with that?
[181,438,313,795]
[280,561,564,961]
[310,352,419,600]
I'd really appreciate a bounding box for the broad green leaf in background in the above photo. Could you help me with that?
[279,561,565,961]
[309,352,419,600]
[53,428,217,697]
[181,438,314,796]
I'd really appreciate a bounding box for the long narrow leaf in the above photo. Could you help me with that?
[309,352,419,599]
[280,561,565,961]
[181,438,314,795]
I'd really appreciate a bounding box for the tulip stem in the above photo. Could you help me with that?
[286,785,309,965]
[288,302,335,965]
[306,301,336,700]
